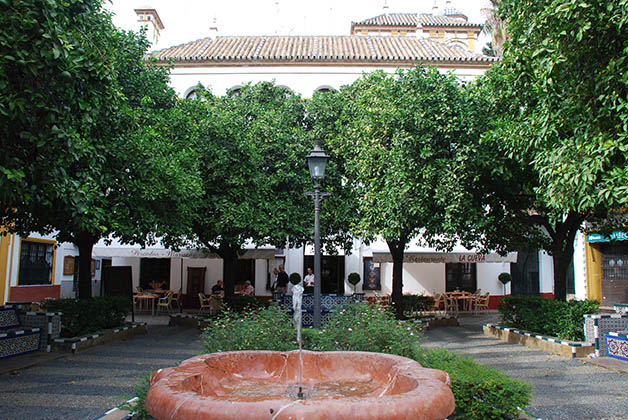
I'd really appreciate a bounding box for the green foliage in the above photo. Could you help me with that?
[499,296,599,341]
[347,272,360,286]
[309,303,421,359]
[222,295,268,312]
[1,0,202,298]
[495,0,628,213]
[323,66,473,317]
[498,272,512,284]
[42,296,131,337]
[171,82,319,296]
[414,347,532,420]
[289,272,301,285]
[122,372,152,420]
[202,304,298,353]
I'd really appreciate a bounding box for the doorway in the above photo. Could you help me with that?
[445,263,477,293]
[140,258,171,289]
[511,250,540,296]
[187,267,206,308]
[303,256,345,295]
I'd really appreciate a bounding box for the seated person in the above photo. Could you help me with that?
[211,280,224,295]
[242,280,255,296]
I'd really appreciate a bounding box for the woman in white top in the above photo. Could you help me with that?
[303,267,315,294]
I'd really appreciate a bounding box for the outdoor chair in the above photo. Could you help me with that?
[430,293,444,316]
[473,292,490,314]
[444,293,459,316]
[198,293,212,316]
[172,288,182,312]
[157,291,174,314]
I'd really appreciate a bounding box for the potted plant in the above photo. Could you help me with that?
[498,272,512,296]
[348,272,361,294]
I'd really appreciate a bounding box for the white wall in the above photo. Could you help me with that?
[539,250,554,295]
[170,65,487,99]
[477,262,511,296]
[573,232,587,300]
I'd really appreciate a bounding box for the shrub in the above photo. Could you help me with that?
[414,347,532,420]
[499,296,599,341]
[202,304,298,353]
[41,296,131,337]
[310,302,421,358]
[222,295,268,312]
[402,294,435,317]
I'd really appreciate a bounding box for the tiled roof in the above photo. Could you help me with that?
[351,13,483,28]
[149,35,495,65]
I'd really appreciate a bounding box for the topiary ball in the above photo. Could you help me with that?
[498,272,512,284]
[348,272,361,286]
[289,272,302,285]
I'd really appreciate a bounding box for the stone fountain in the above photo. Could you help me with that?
[146,279,455,420]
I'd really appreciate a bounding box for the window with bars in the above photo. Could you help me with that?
[18,240,54,285]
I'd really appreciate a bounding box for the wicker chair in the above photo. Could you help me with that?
[198,293,212,316]
[473,292,490,314]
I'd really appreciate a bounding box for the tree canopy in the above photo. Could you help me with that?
[325,67,473,317]
[1,0,201,298]
[175,83,314,295]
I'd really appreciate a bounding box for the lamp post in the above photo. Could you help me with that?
[306,139,330,328]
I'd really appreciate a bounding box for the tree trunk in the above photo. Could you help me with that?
[218,244,240,297]
[74,234,98,299]
[549,211,583,301]
[552,252,571,301]
[387,239,407,320]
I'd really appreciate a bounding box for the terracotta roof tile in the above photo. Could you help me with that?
[351,13,483,28]
[150,35,495,65]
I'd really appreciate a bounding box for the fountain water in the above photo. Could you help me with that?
[291,281,304,388]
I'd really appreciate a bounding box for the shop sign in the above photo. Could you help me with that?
[586,231,628,243]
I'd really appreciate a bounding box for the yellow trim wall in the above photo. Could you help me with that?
[16,237,57,286]
[585,242,602,302]
[0,230,11,304]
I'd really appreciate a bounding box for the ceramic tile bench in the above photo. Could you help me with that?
[605,323,628,362]
[584,313,628,357]
[0,305,41,359]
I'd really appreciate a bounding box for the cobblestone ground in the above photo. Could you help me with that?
[0,316,202,420]
[422,315,628,420]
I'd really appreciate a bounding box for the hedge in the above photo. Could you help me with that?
[498,295,599,341]
[42,296,131,338]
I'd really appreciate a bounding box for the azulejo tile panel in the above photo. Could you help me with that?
[606,334,628,362]
[0,332,40,359]
[0,307,20,330]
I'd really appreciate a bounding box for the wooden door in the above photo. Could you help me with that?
[187,267,206,308]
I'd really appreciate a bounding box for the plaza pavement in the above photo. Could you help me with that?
[0,315,202,420]
[0,313,627,419]
[422,314,628,420]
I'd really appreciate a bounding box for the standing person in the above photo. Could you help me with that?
[275,264,289,295]
[303,267,315,294]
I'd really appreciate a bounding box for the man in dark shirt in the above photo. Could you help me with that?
[275,265,289,294]
[211,280,224,294]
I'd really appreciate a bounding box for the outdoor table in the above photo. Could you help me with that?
[135,293,158,315]
[455,294,476,312]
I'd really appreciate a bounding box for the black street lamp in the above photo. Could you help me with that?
[306,139,330,328]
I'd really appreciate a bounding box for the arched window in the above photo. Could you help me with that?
[184,88,198,99]
[227,85,242,97]
[314,85,335,95]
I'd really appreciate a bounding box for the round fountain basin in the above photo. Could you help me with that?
[146,350,455,420]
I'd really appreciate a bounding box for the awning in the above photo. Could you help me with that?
[586,231,628,243]
[92,247,276,260]
[371,251,517,264]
